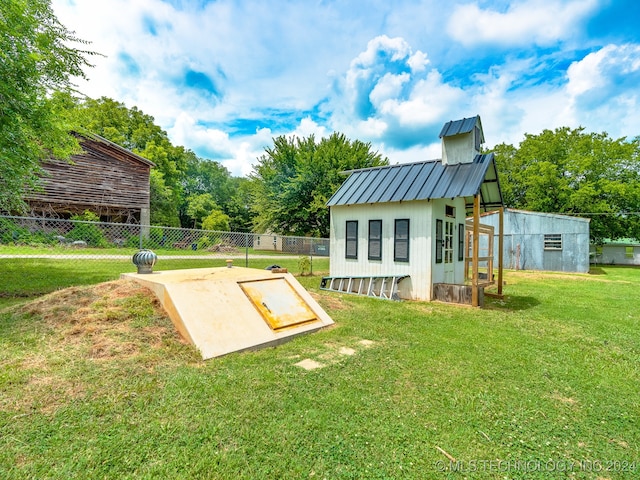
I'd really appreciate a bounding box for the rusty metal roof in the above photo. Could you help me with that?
[326,153,503,213]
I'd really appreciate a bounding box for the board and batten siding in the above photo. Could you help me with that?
[329,200,434,300]
[429,197,468,286]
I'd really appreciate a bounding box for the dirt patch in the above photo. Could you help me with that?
[294,339,376,370]
[5,280,195,415]
[310,291,350,311]
[550,391,579,406]
[14,279,185,361]
[294,358,325,370]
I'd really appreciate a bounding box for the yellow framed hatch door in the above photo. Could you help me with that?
[239,278,318,331]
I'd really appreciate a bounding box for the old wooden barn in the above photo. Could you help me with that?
[25,132,155,223]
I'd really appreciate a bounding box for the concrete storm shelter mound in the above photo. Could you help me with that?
[122,266,334,360]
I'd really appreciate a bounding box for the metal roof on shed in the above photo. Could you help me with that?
[326,153,503,213]
[439,115,484,143]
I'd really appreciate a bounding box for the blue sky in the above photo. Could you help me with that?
[52,0,640,177]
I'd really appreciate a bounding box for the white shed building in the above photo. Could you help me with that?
[479,209,591,273]
[323,116,504,303]
[591,241,640,266]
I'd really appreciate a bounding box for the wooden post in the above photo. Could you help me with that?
[498,206,504,296]
[472,194,480,307]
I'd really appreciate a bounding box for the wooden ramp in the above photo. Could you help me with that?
[122,267,334,360]
[320,275,409,300]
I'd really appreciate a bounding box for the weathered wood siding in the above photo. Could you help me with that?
[25,134,152,215]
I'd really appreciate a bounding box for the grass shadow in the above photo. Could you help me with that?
[485,294,541,311]
[588,267,607,275]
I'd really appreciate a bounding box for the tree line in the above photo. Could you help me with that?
[2,0,639,242]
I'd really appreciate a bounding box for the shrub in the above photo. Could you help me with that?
[0,218,57,246]
[298,255,311,276]
[66,211,109,247]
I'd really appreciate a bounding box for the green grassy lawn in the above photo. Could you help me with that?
[0,243,321,257]
[0,257,328,309]
[1,264,638,479]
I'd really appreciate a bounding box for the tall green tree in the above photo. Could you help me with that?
[251,133,388,237]
[149,170,180,227]
[493,127,640,242]
[180,155,233,225]
[225,177,254,232]
[62,96,253,229]
[70,96,188,191]
[185,193,220,229]
[0,0,95,212]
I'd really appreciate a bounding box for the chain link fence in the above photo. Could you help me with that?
[0,215,330,265]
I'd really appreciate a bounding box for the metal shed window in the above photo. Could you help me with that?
[368,220,382,260]
[346,221,358,259]
[544,234,562,250]
[394,219,410,262]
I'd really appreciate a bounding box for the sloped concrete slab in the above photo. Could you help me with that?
[122,267,333,360]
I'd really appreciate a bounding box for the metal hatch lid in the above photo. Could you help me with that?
[239,277,318,331]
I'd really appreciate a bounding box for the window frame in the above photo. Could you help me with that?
[345,220,358,259]
[435,219,443,264]
[394,219,410,262]
[445,205,455,218]
[458,223,465,261]
[368,219,382,260]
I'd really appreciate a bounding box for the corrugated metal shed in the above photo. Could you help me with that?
[479,208,591,272]
[439,115,484,143]
[326,153,503,213]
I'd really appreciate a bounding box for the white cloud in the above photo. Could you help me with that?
[407,51,430,73]
[51,0,640,176]
[447,0,599,47]
[379,71,464,126]
[290,117,329,140]
[352,35,413,67]
[369,73,411,106]
[566,44,640,97]
[333,35,461,148]
[168,113,271,176]
[565,43,640,138]
[380,142,442,165]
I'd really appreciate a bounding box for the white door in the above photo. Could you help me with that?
[444,220,455,283]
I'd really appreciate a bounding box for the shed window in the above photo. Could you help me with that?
[458,223,465,261]
[435,219,443,264]
[544,234,562,250]
[445,205,455,217]
[346,221,358,259]
[625,246,634,258]
[394,219,410,262]
[368,220,382,260]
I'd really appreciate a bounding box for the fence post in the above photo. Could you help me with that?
[245,232,249,267]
